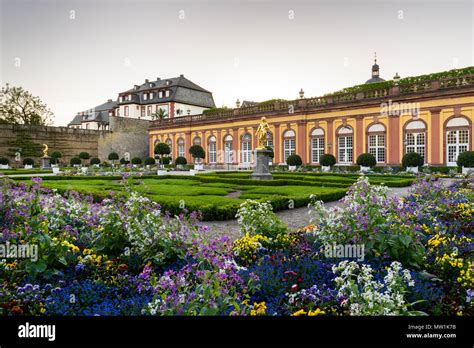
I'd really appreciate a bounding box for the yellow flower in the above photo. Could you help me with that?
[308,308,326,316]
[293,309,307,316]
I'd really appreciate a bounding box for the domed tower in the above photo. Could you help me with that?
[365,52,385,83]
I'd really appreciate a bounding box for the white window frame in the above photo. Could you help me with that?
[337,126,353,164]
[224,135,233,164]
[241,134,252,164]
[208,136,217,164]
[310,128,325,164]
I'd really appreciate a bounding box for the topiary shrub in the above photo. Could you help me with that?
[108,152,119,162]
[356,153,377,167]
[51,151,62,165]
[79,152,90,160]
[70,157,81,166]
[402,152,424,168]
[161,157,171,165]
[0,157,10,165]
[457,151,474,168]
[175,156,187,165]
[90,157,101,165]
[22,158,34,166]
[286,154,302,166]
[131,157,142,165]
[154,142,171,165]
[120,158,130,165]
[144,157,156,166]
[189,145,205,162]
[320,154,336,167]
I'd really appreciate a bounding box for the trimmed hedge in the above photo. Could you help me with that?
[402,153,424,168]
[90,158,101,165]
[356,153,376,167]
[320,154,336,167]
[23,158,34,166]
[457,151,474,168]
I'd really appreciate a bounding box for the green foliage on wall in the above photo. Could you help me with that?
[327,66,474,96]
[4,134,43,158]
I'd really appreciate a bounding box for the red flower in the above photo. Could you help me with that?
[297,277,303,283]
[291,284,299,292]
[11,306,23,315]
[284,271,297,277]
[117,264,128,271]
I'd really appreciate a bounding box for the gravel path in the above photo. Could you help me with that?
[198,178,459,241]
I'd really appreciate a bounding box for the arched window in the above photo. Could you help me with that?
[177,138,185,158]
[310,128,325,164]
[266,131,273,148]
[445,117,470,166]
[283,129,296,162]
[337,126,353,164]
[193,136,201,145]
[241,133,252,164]
[208,136,217,164]
[166,138,172,159]
[367,123,386,163]
[224,134,233,164]
[404,120,426,162]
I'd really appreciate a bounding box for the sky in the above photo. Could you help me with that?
[1,0,473,126]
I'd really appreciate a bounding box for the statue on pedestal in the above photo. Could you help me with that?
[251,117,273,180]
[41,144,51,169]
[256,117,271,150]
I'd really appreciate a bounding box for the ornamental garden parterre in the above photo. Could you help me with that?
[0,174,473,316]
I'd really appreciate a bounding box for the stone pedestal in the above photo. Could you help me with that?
[41,156,51,169]
[251,149,273,180]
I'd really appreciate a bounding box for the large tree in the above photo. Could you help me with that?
[0,84,53,125]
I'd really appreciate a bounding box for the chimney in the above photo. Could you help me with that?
[145,79,149,83]
[107,99,112,103]
[179,74,184,77]
[157,77,161,81]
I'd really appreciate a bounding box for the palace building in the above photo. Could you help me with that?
[68,75,215,130]
[148,61,474,167]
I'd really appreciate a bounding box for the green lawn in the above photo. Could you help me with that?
[13,172,413,220]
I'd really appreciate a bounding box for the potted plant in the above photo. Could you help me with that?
[70,157,82,168]
[189,145,205,171]
[319,154,336,172]
[175,156,187,170]
[457,151,474,175]
[51,151,62,167]
[356,153,376,173]
[402,152,424,174]
[286,154,302,171]
[131,157,142,168]
[0,157,10,169]
[154,142,171,172]
[144,157,156,169]
[78,152,90,173]
[90,157,101,169]
[108,152,119,167]
[22,158,34,169]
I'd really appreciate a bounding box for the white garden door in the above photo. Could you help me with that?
[446,130,469,166]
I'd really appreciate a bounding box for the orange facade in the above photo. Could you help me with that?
[149,75,474,167]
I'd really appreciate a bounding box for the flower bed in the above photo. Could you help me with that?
[0,175,472,316]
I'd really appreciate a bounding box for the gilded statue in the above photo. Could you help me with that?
[42,144,49,157]
[255,117,271,150]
